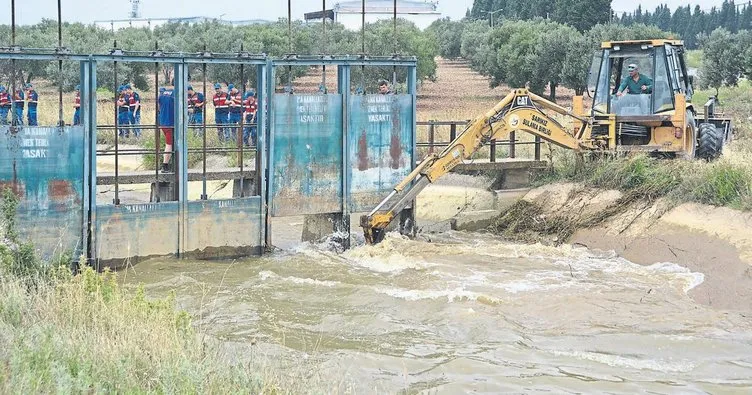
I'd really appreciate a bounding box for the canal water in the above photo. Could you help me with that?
[122,229,752,393]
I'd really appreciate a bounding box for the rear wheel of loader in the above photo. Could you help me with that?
[697,123,723,160]
[680,111,697,160]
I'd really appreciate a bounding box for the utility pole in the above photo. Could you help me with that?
[481,8,503,28]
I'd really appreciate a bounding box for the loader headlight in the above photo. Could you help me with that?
[674,127,683,139]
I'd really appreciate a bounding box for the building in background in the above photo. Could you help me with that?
[305,0,441,30]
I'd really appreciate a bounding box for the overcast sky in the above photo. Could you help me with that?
[0,0,730,25]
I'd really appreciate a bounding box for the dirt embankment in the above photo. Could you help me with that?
[490,183,752,313]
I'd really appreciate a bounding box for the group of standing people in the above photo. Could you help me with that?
[116,84,142,138]
[103,82,258,147]
[204,83,258,147]
[0,83,39,126]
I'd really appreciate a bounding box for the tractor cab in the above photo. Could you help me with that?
[587,40,692,117]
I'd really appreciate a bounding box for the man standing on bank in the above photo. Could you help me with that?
[212,83,230,142]
[228,84,243,142]
[0,86,9,125]
[73,85,81,125]
[187,85,205,133]
[126,84,142,137]
[12,86,24,126]
[25,83,39,126]
[242,90,258,147]
[158,84,176,173]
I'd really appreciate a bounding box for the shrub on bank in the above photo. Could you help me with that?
[537,148,752,211]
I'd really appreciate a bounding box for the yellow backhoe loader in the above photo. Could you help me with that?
[361,39,733,244]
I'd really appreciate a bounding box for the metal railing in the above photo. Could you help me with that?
[416,120,543,162]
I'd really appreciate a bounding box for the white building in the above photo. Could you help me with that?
[305,0,441,30]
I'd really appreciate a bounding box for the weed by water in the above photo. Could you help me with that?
[536,150,752,211]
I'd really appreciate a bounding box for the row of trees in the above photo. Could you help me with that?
[0,19,438,92]
[616,1,752,49]
[467,0,612,32]
[427,18,669,101]
[468,1,752,50]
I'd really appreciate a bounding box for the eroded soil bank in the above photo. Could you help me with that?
[488,182,752,313]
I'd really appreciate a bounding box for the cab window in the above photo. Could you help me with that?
[653,47,674,113]
[610,54,653,116]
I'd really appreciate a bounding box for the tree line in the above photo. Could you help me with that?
[468,1,752,51]
[615,1,752,49]
[427,18,669,101]
[0,19,438,92]
[468,0,612,32]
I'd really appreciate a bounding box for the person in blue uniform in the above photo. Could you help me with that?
[25,83,39,126]
[0,86,9,125]
[158,84,176,173]
[12,86,24,126]
[117,85,131,137]
[126,84,141,137]
[242,90,258,147]
[187,85,205,134]
[227,84,243,141]
[73,85,81,126]
[212,83,230,142]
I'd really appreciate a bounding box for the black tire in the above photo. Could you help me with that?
[680,111,697,160]
[697,123,722,160]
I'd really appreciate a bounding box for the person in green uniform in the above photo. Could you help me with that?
[616,63,652,96]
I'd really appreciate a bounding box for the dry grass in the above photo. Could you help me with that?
[0,185,346,393]
[0,259,319,393]
[415,58,574,160]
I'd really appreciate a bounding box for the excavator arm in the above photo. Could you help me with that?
[361,89,594,244]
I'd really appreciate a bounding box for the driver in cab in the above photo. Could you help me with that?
[616,63,652,96]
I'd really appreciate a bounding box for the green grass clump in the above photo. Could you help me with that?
[537,148,752,211]
[0,264,272,393]
[691,163,750,207]
[587,155,683,200]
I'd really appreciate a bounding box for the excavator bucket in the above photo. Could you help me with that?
[362,221,386,245]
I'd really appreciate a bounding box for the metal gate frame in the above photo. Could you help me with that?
[0,48,419,260]
[0,49,270,266]
[267,55,418,246]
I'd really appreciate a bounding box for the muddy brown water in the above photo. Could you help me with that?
[121,224,752,393]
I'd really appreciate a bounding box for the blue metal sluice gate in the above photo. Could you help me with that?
[268,57,417,218]
[0,50,417,267]
[0,125,86,261]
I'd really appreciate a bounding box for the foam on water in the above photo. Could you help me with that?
[342,233,440,274]
[551,256,706,294]
[548,350,697,373]
[275,229,704,298]
[438,233,705,296]
[372,285,503,305]
[258,270,342,288]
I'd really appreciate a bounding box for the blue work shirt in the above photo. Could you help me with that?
[618,74,653,94]
[158,89,175,127]
[13,90,24,108]
[190,92,205,113]
[27,90,39,107]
